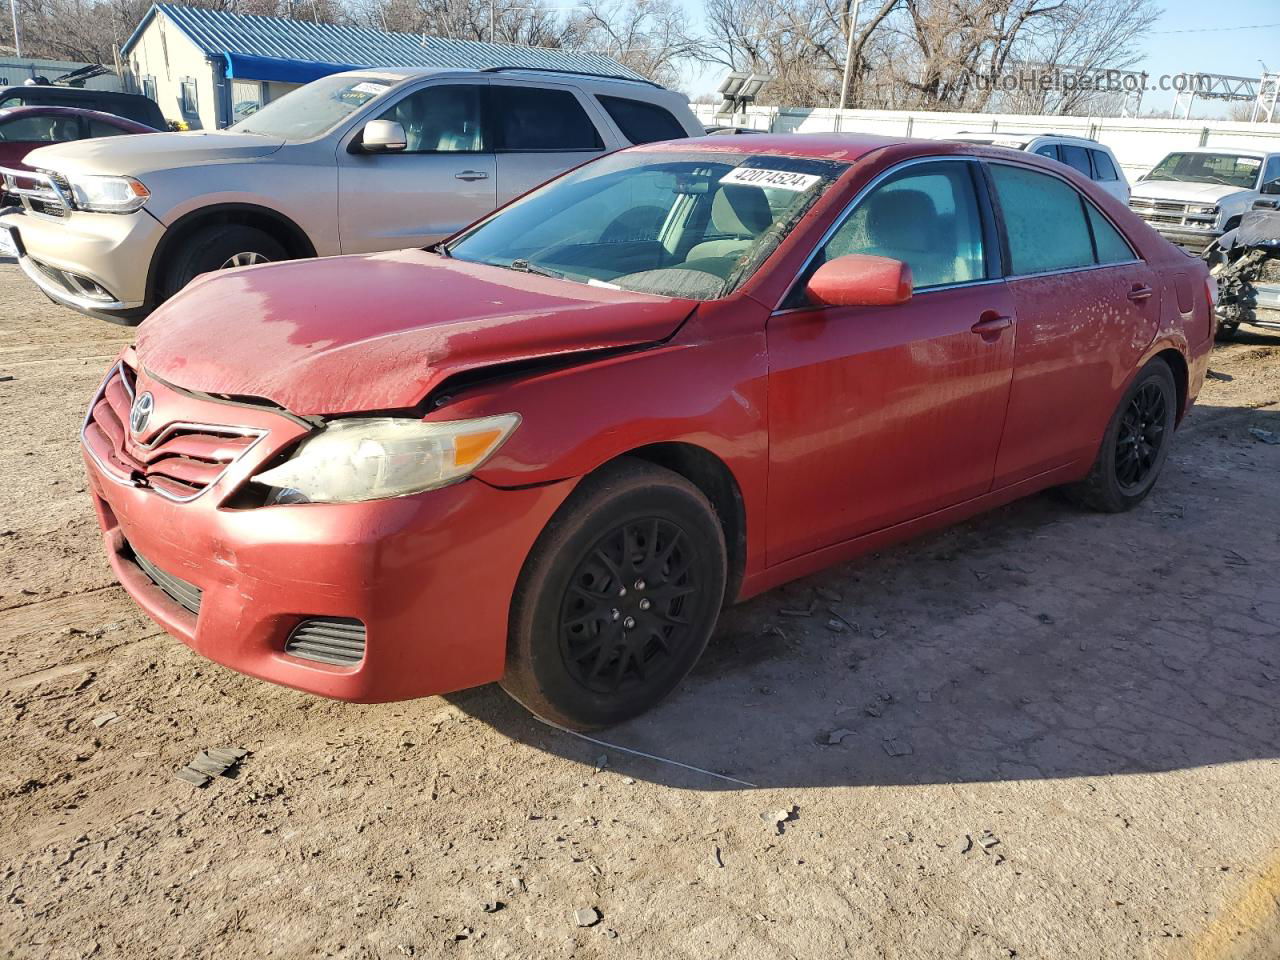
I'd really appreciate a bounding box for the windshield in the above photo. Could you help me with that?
[446,150,848,300]
[232,75,396,140]
[1145,152,1262,189]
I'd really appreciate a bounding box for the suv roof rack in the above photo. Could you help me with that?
[480,66,660,88]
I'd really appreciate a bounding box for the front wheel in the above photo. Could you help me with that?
[160,223,287,299]
[1064,358,1177,513]
[502,459,727,730]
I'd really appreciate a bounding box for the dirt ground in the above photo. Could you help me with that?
[2,259,1279,960]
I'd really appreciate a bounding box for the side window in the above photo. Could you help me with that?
[1058,144,1092,177]
[596,95,686,144]
[377,85,483,153]
[142,76,157,103]
[0,114,80,142]
[1085,203,1136,264]
[815,161,988,291]
[493,86,603,152]
[1034,144,1059,161]
[1263,156,1280,187]
[990,164,1095,275]
[87,119,131,138]
[1091,149,1119,182]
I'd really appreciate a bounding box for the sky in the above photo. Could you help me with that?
[678,0,1280,119]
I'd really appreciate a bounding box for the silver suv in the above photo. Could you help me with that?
[0,67,702,322]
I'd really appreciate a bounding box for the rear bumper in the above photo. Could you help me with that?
[80,359,576,702]
[0,207,162,317]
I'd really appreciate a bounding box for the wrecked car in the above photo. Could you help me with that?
[80,135,1214,729]
[1206,200,1280,340]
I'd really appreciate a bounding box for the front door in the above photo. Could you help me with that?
[767,159,1016,564]
[337,81,495,254]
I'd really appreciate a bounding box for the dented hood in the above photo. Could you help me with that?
[135,249,695,416]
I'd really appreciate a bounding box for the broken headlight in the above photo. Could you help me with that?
[253,415,520,504]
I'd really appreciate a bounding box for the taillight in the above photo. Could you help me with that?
[1205,274,1217,308]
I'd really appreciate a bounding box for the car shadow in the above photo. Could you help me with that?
[448,404,1280,790]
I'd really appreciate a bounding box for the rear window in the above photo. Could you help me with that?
[492,87,603,151]
[990,164,1095,275]
[1058,144,1092,177]
[1090,149,1119,181]
[596,95,687,144]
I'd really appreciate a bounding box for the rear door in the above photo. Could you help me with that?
[986,161,1160,486]
[766,158,1017,563]
[489,81,611,204]
[337,80,495,254]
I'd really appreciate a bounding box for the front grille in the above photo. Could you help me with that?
[82,362,262,500]
[131,547,202,615]
[285,619,367,666]
[1129,198,1215,230]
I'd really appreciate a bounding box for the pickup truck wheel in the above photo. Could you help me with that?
[1215,317,1240,341]
[161,224,287,299]
[502,458,727,731]
[1064,358,1177,513]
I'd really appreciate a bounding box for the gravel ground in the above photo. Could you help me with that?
[1,259,1279,960]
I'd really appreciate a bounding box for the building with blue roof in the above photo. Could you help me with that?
[120,3,642,129]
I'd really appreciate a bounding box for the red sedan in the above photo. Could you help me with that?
[80,134,1214,728]
[0,105,155,174]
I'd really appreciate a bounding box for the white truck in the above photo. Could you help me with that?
[1128,148,1280,253]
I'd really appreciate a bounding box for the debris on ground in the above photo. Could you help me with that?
[174,746,250,787]
[1248,426,1280,444]
[1205,369,1233,382]
[825,618,846,633]
[824,728,855,745]
[1225,549,1250,566]
[871,627,887,639]
[760,805,799,835]
[815,587,841,603]
[712,846,724,868]
[482,900,503,913]
[960,835,974,854]
[594,754,608,772]
[882,739,913,757]
[779,601,817,617]
[574,906,601,927]
[0,375,14,383]
[90,712,118,728]
[979,830,1000,851]
[1037,613,1055,624]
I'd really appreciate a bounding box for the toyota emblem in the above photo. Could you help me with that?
[130,392,154,436]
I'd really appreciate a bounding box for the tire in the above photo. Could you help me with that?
[1215,317,1240,342]
[502,458,727,731]
[160,223,287,299]
[1064,358,1177,513]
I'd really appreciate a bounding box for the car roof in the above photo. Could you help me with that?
[635,132,905,162]
[0,103,149,124]
[332,65,662,89]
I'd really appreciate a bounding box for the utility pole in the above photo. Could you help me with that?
[9,0,20,58]
[837,0,862,111]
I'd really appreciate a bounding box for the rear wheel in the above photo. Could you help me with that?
[1065,358,1177,513]
[502,459,727,730]
[160,223,287,299]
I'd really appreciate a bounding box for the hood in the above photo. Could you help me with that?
[1130,179,1252,205]
[25,131,286,176]
[135,250,696,416]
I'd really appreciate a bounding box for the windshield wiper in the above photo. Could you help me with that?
[509,258,565,280]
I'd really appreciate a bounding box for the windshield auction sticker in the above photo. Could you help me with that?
[720,167,821,192]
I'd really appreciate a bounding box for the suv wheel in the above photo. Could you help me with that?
[502,458,727,731]
[161,224,287,299]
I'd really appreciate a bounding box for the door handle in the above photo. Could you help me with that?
[971,312,1013,341]
[1127,284,1154,302]
[455,170,488,181]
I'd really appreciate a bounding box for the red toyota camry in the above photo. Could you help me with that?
[81,134,1214,729]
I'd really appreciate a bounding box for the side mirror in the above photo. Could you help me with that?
[806,254,913,308]
[1261,177,1280,196]
[359,119,407,154]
